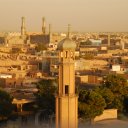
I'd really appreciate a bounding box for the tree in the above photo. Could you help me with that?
[123,93,128,113]
[78,90,106,119]
[35,79,57,115]
[0,89,13,119]
[95,87,114,109]
[102,74,128,111]
[102,74,127,95]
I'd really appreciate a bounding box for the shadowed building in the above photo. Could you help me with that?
[30,34,50,44]
[30,17,52,44]
[56,25,78,128]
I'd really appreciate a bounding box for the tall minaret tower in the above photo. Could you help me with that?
[108,34,111,46]
[21,17,26,37]
[49,24,51,35]
[49,24,52,43]
[56,25,78,128]
[121,36,125,50]
[42,17,46,34]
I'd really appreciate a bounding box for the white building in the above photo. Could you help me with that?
[0,73,13,78]
[111,65,121,72]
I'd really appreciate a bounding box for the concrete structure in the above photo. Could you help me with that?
[89,39,102,46]
[75,59,108,70]
[0,73,12,78]
[111,65,121,72]
[12,98,35,112]
[56,25,78,128]
[76,75,102,85]
[94,109,117,122]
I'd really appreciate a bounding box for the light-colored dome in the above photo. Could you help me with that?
[57,38,76,50]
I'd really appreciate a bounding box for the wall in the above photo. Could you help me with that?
[94,109,117,122]
[81,76,88,83]
[76,75,102,84]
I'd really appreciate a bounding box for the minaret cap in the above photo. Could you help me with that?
[57,24,76,50]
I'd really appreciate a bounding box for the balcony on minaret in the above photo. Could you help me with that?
[59,51,75,62]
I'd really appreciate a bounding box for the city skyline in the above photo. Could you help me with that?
[0,0,128,32]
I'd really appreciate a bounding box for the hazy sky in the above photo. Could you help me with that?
[0,0,128,32]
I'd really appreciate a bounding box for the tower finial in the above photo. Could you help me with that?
[67,24,71,38]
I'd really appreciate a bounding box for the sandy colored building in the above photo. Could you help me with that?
[56,26,78,128]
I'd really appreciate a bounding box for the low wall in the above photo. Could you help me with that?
[94,109,117,122]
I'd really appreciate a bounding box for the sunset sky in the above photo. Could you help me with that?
[0,0,128,32]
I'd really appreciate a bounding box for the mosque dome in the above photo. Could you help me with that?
[57,37,76,50]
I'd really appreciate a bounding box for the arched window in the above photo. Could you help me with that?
[65,51,68,58]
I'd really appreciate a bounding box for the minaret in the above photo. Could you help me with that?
[4,33,8,46]
[56,25,78,128]
[49,24,52,43]
[121,36,125,50]
[121,41,125,50]
[21,17,26,36]
[108,34,111,46]
[49,24,51,35]
[42,17,46,34]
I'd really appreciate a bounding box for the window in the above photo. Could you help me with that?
[65,85,69,94]
[65,51,68,58]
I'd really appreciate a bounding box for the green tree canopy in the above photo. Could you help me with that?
[78,90,106,119]
[95,87,114,109]
[0,89,13,118]
[35,79,57,115]
[102,74,128,95]
[101,74,128,111]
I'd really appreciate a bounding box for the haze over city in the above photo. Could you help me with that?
[1,0,128,128]
[0,0,128,32]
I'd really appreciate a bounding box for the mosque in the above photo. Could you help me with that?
[0,17,52,48]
